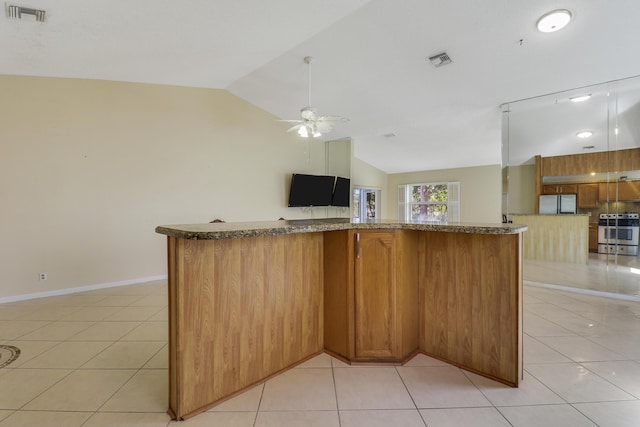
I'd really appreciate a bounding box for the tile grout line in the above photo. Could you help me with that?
[330,358,342,427]
[393,365,428,427]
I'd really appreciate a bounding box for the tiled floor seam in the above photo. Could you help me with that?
[459,367,519,427]
[568,404,602,427]
[393,366,428,427]
[329,361,342,427]
[12,367,77,412]
[252,377,266,427]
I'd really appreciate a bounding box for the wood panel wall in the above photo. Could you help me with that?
[167,233,324,420]
[397,230,420,358]
[419,232,522,387]
[323,230,354,359]
[511,214,589,264]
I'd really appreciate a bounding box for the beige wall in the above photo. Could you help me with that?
[506,164,536,214]
[0,76,328,300]
[387,164,502,223]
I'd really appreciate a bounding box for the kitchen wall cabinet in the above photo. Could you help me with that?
[588,224,598,252]
[324,229,418,363]
[598,181,640,201]
[540,148,640,177]
[541,151,609,176]
[610,148,640,172]
[542,184,577,194]
[577,183,599,208]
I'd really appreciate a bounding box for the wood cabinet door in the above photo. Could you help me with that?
[559,184,578,194]
[542,185,559,194]
[577,184,598,208]
[354,231,397,359]
[618,181,640,201]
[598,181,640,201]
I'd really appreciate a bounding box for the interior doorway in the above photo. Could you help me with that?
[353,188,380,222]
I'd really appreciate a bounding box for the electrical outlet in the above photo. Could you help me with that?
[39,272,47,281]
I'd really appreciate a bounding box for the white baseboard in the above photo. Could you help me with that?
[0,275,168,304]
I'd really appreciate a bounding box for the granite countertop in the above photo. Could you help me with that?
[156,218,527,240]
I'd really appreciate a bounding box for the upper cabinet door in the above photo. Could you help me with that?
[542,184,577,194]
[577,183,598,208]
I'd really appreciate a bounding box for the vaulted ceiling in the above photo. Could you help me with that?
[3,0,640,173]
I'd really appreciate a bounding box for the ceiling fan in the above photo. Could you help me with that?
[280,56,349,138]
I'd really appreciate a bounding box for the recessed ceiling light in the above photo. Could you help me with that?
[577,131,593,139]
[537,9,572,33]
[570,94,591,103]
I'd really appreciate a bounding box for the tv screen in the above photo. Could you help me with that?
[332,176,351,207]
[288,174,335,207]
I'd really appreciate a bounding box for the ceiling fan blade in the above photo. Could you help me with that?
[315,122,334,133]
[317,115,349,123]
[286,123,304,133]
[276,119,303,124]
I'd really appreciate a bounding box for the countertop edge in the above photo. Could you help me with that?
[155,219,527,240]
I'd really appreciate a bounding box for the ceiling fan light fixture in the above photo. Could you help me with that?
[297,126,309,138]
[282,56,349,139]
[297,124,321,138]
[537,9,572,33]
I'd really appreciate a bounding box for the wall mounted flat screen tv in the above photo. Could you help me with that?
[332,176,351,207]
[288,173,335,207]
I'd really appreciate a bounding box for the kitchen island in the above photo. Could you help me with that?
[510,214,589,264]
[156,218,526,420]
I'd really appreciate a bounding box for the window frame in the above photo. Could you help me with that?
[398,181,460,222]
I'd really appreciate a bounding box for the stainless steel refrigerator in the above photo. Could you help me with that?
[539,194,577,214]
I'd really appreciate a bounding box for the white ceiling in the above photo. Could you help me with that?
[3,0,640,173]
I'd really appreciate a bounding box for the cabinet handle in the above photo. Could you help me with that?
[356,233,361,259]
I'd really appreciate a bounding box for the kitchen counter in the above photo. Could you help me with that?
[157,218,525,420]
[511,214,589,264]
[155,218,527,240]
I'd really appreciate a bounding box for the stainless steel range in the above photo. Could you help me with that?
[598,213,640,256]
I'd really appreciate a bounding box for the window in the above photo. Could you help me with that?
[398,182,460,222]
[353,188,381,222]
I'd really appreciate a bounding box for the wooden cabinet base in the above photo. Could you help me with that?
[167,233,324,420]
[323,230,419,364]
[166,227,523,419]
[420,232,523,387]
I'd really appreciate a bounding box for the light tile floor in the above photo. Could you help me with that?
[525,253,640,298]
[1,280,640,426]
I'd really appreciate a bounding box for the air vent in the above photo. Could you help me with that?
[428,52,452,68]
[6,4,45,22]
